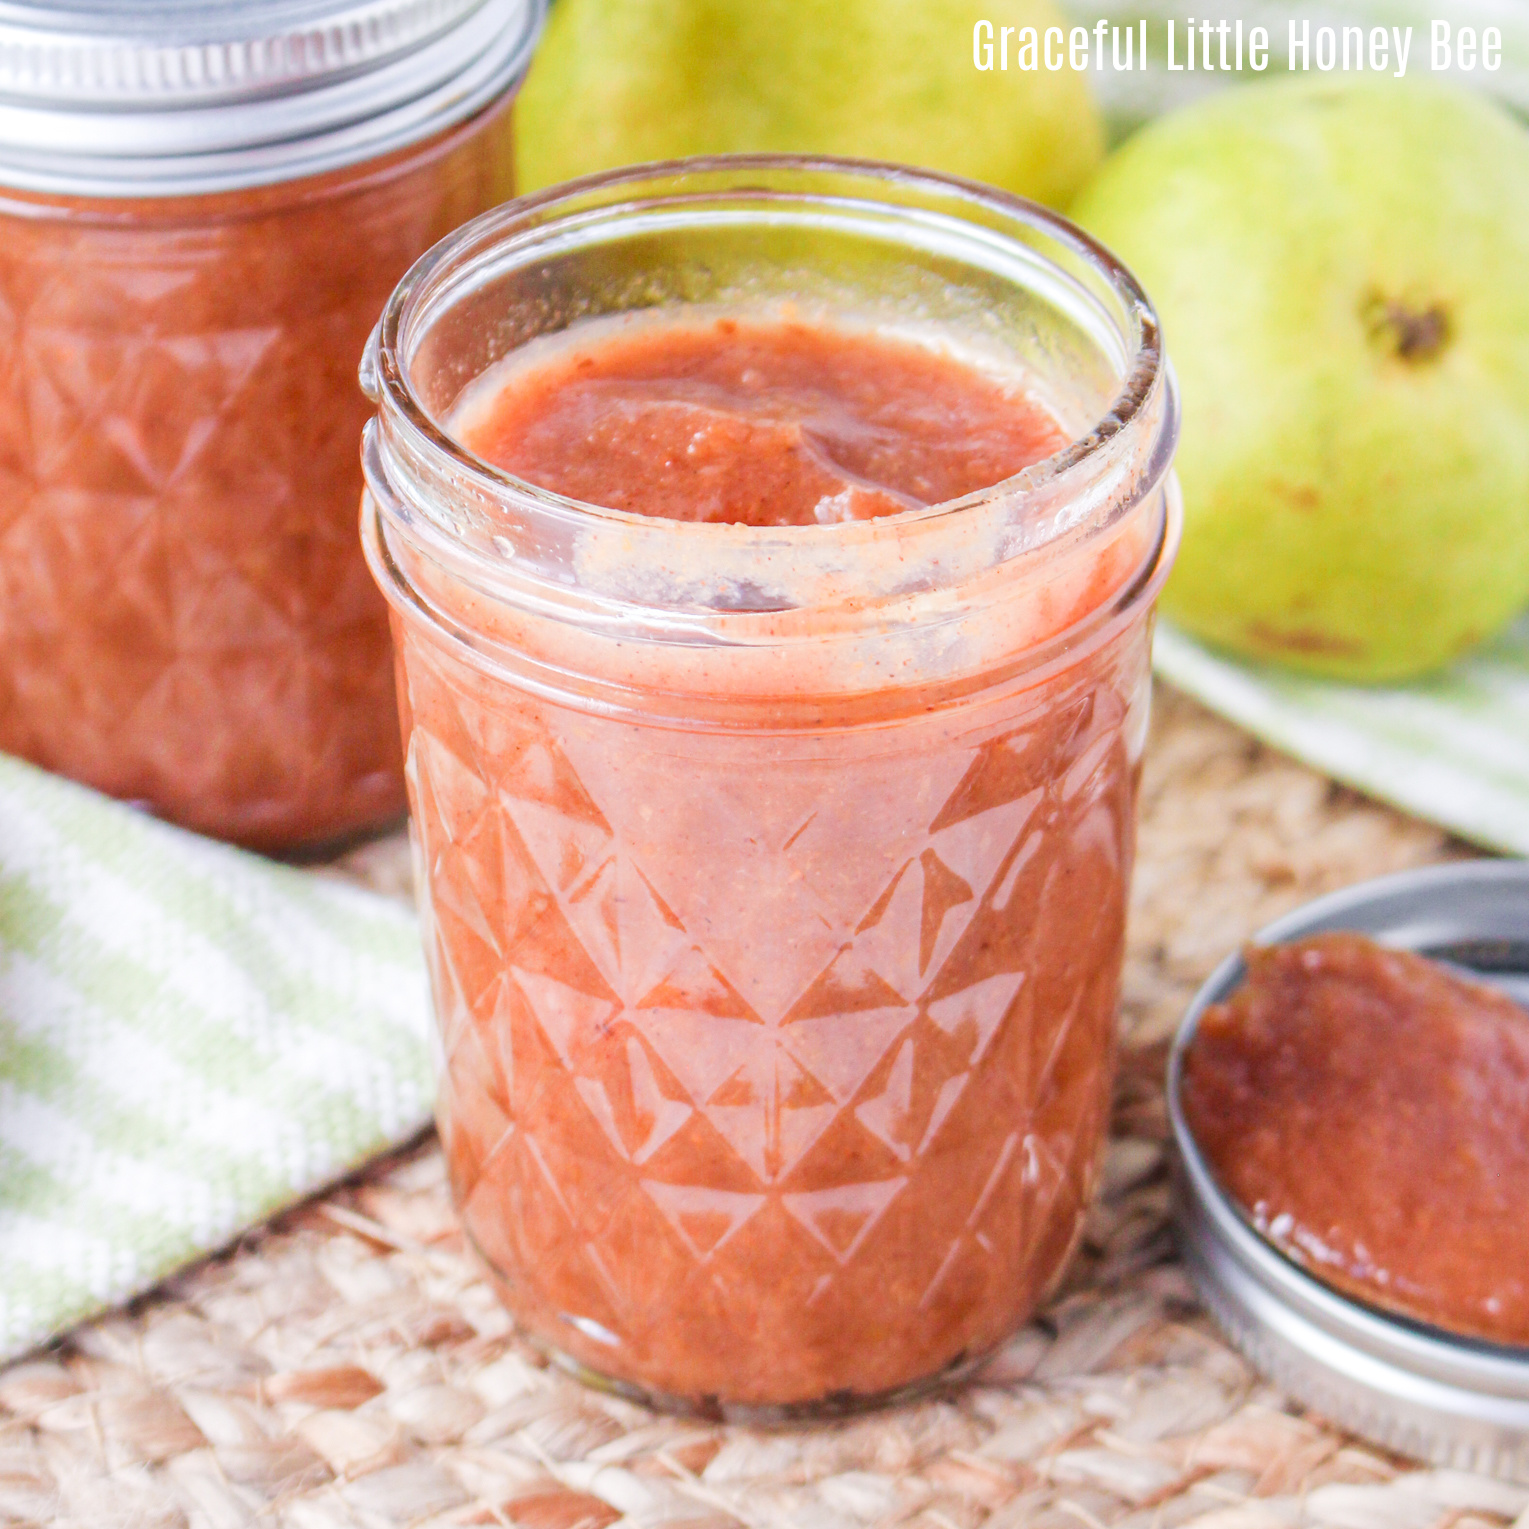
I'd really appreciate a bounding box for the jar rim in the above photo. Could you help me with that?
[368,153,1174,557]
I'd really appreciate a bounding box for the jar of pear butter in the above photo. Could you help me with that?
[0,0,542,848]
[362,160,1181,1416]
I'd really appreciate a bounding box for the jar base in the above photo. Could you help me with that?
[275,808,411,865]
[525,1329,994,1425]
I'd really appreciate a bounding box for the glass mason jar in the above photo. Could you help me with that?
[361,158,1181,1417]
[0,0,542,850]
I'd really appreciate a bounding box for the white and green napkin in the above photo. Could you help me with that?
[1155,615,1529,858]
[0,754,433,1362]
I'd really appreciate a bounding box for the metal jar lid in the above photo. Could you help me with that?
[1167,860,1529,1483]
[0,0,544,196]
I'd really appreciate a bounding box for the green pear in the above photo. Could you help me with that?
[515,0,1103,209]
[1074,78,1529,681]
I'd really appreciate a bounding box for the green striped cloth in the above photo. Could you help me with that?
[0,753,433,1362]
[1155,616,1529,858]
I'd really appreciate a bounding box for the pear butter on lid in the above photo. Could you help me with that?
[1182,931,1529,1349]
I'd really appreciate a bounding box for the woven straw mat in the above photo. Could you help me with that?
[3,686,1519,1529]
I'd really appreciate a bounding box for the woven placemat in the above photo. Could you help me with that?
[4,686,1517,1529]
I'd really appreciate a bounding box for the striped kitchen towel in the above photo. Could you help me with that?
[0,753,433,1362]
[1155,614,1529,858]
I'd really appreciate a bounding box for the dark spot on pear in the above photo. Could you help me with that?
[1363,292,1452,364]
[1247,622,1363,657]
[1270,479,1321,511]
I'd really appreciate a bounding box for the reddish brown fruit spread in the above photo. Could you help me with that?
[1184,933,1529,1347]
[458,317,1069,524]
[397,313,1159,1409]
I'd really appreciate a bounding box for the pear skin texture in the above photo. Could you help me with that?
[515,0,1103,209]
[1074,79,1529,681]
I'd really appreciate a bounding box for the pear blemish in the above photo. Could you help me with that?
[1364,295,1452,365]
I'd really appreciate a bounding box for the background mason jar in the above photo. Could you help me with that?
[0,0,543,850]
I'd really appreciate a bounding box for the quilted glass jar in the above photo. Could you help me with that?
[0,0,542,849]
[362,159,1181,1416]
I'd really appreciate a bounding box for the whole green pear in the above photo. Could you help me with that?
[1074,79,1529,681]
[515,0,1103,208]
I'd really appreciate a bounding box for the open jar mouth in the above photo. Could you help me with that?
[366,154,1170,518]
[361,154,1180,721]
[365,157,1176,586]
